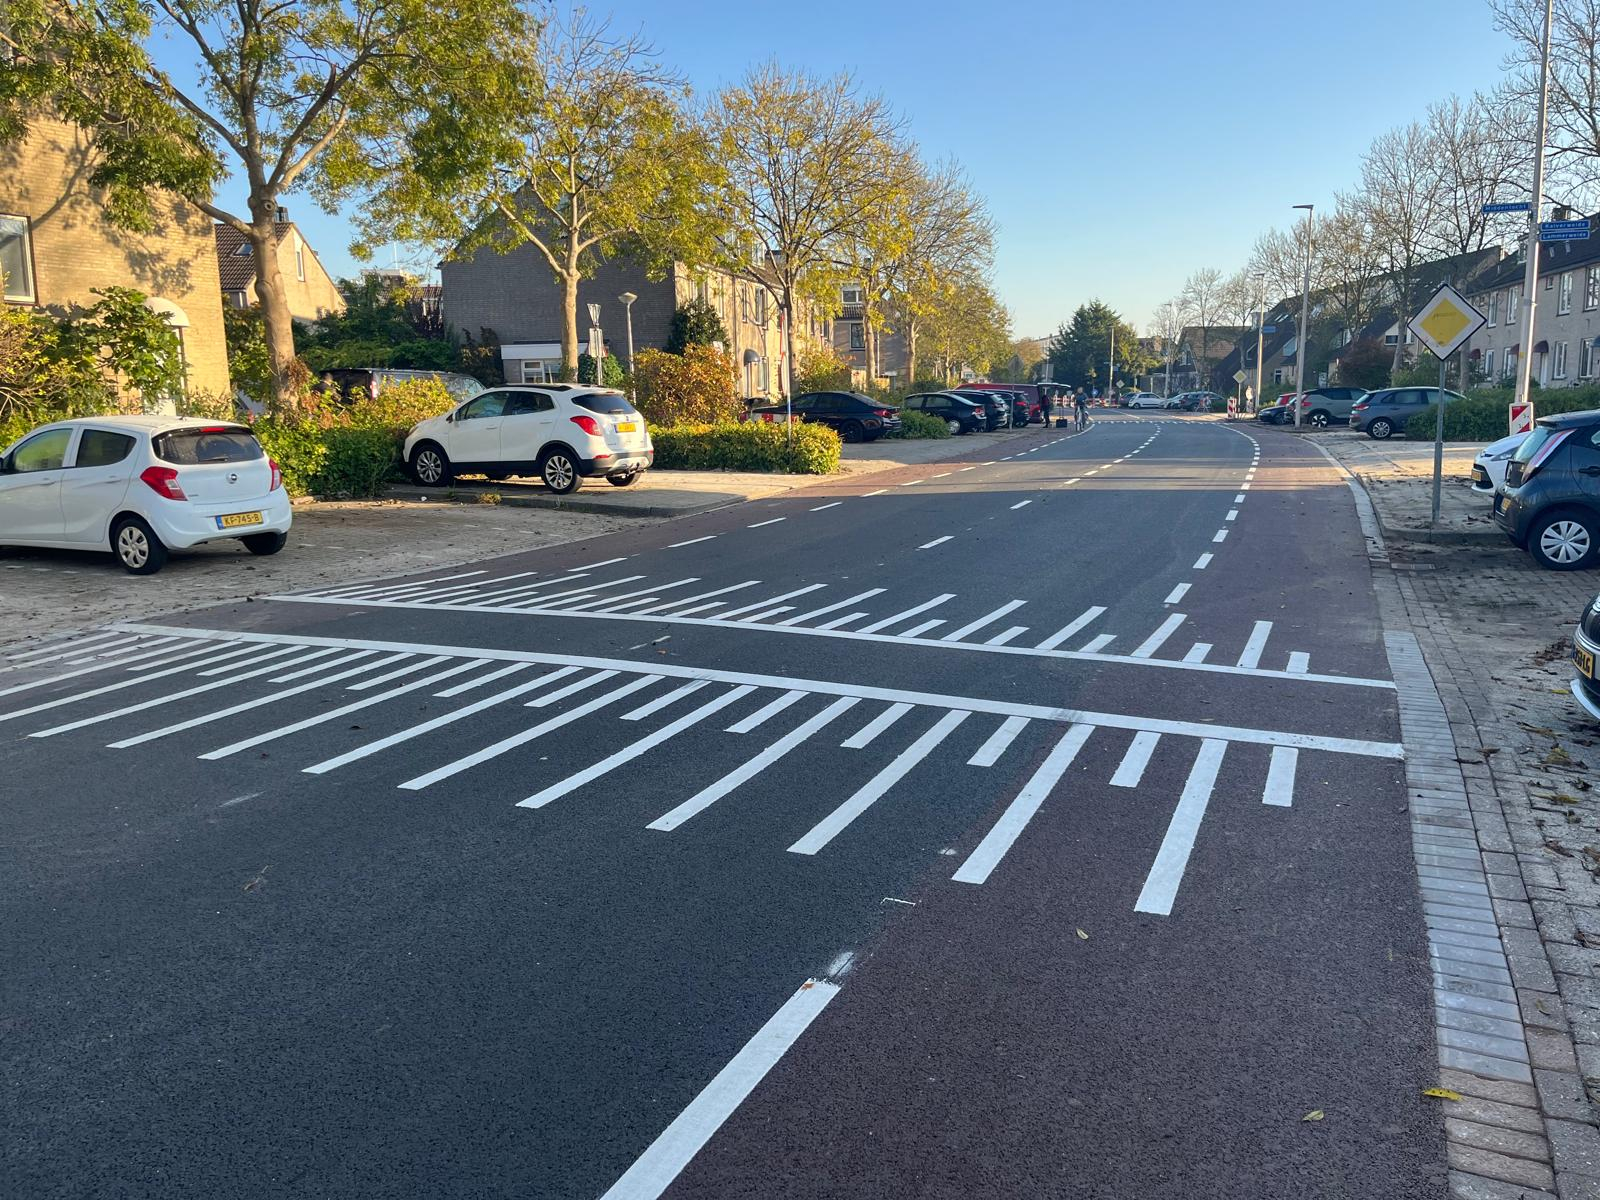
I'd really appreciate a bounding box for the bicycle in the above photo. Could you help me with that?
[1075,407,1088,433]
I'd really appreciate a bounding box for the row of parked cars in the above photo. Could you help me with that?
[745,385,1051,441]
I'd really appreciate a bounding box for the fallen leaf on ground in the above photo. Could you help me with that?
[1302,1110,1325,1122]
[1075,928,1089,940]
[1421,1088,1462,1101]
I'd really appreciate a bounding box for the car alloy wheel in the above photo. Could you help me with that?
[1537,518,1593,567]
[542,451,578,494]
[118,523,150,569]
[1309,411,1329,428]
[1369,418,1393,439]
[413,446,446,485]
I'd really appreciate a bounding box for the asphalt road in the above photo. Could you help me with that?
[0,414,1447,1198]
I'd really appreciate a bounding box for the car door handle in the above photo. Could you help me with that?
[1581,466,1600,476]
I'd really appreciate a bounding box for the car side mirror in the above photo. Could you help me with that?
[445,413,454,423]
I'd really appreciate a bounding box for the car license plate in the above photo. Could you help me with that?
[615,422,637,433]
[215,511,263,529]
[1578,644,1596,679]
[1471,466,1488,485]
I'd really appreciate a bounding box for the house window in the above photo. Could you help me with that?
[1559,272,1573,315]
[841,286,864,305]
[1587,267,1600,311]
[753,290,767,325]
[1384,332,1399,346]
[520,360,556,384]
[849,323,865,351]
[1581,339,1595,379]
[0,214,36,304]
[1504,350,1518,380]
[295,242,306,282]
[232,241,253,256]
[1508,285,1521,321]
[1546,274,1555,290]
[1554,340,1569,378]
[1485,349,1496,379]
[1487,291,1499,325]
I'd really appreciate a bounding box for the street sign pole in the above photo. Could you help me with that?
[1514,0,1555,415]
[1408,283,1488,528]
[1433,350,1448,525]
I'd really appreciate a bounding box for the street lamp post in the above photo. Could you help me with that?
[1514,0,1556,410]
[1253,271,1266,416]
[618,291,637,401]
[1291,204,1315,429]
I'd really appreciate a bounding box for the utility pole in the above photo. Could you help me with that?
[1514,0,1555,408]
[1253,270,1267,416]
[1292,204,1315,429]
[1109,325,1116,400]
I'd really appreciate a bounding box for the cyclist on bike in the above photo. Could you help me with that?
[1074,388,1090,431]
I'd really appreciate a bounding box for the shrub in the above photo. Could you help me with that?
[650,421,840,474]
[1403,388,1600,441]
[792,346,853,395]
[1336,338,1392,391]
[577,352,627,388]
[314,426,400,497]
[347,377,456,431]
[632,345,740,424]
[251,418,328,496]
[664,297,729,355]
[887,410,951,439]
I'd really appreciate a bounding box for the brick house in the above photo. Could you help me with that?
[0,114,230,402]
[214,217,344,324]
[1464,221,1600,390]
[832,285,909,387]
[441,241,823,398]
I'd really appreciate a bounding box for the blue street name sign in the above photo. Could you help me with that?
[1262,325,1277,334]
[1482,201,1532,214]
[1540,219,1591,242]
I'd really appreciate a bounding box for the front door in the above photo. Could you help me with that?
[0,427,75,543]
[499,390,558,469]
[449,392,508,468]
[1577,426,1600,501]
[61,428,138,544]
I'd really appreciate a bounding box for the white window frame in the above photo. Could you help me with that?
[1554,340,1569,378]
[841,286,864,305]
[0,213,37,304]
[1587,267,1600,311]
[1581,339,1595,379]
[1487,291,1498,326]
[519,359,556,384]
[1508,285,1521,322]
[1485,349,1496,379]
[1559,271,1573,315]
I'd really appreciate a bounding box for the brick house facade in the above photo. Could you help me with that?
[0,115,230,402]
[440,242,822,398]
[1464,227,1600,390]
[214,219,345,324]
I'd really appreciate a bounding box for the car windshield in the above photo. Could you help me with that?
[1512,424,1565,464]
[154,427,263,464]
[574,393,638,416]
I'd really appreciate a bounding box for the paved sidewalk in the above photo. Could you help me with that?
[1277,427,1501,545]
[383,425,1051,516]
[1344,465,1600,1196]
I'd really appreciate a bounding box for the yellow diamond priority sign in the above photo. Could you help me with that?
[1409,284,1487,361]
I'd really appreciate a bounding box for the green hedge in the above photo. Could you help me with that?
[651,421,841,474]
[252,420,403,498]
[1404,390,1600,441]
[886,410,952,439]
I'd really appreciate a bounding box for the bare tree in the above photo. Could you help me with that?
[1248,225,1313,309]
[1492,0,1600,206]
[1426,93,1528,258]
[1358,121,1445,367]
[1148,297,1192,396]
[1180,267,1225,390]
[1317,199,1381,339]
[705,64,903,400]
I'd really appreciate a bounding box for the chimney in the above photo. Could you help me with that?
[276,205,288,224]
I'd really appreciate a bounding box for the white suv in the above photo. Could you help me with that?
[403,385,654,494]
[0,416,291,574]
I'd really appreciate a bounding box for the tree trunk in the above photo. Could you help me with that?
[905,319,919,385]
[782,294,797,401]
[249,217,298,414]
[561,267,580,381]
[862,297,877,384]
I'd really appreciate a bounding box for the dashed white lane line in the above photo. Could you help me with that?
[790,710,971,855]
[899,479,923,486]
[1037,606,1106,650]
[1263,746,1298,807]
[1131,613,1186,659]
[1010,500,1033,510]
[1065,477,1083,485]
[862,488,889,497]
[959,466,978,472]
[669,536,717,548]
[1110,730,1160,788]
[1135,738,1228,916]
[1225,510,1238,521]
[581,557,630,570]
[1193,553,1213,570]
[1164,583,1191,605]
[952,723,1095,885]
[1213,530,1229,543]
[1236,620,1273,669]
[597,976,840,1200]
[930,472,952,479]
[810,502,843,512]
[1235,494,1246,503]
[917,536,953,550]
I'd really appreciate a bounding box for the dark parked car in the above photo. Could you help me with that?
[950,389,1008,430]
[1494,409,1600,570]
[902,392,987,434]
[961,382,1045,423]
[747,391,901,442]
[1349,386,1466,439]
[1574,590,1600,721]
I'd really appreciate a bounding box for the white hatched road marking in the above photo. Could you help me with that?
[3,642,271,726]
[790,710,972,855]
[1287,652,1311,674]
[518,686,757,809]
[597,977,840,1200]
[897,620,945,638]
[624,679,709,721]
[1036,607,1106,651]
[1264,747,1298,807]
[968,715,1029,767]
[858,595,955,635]
[1183,643,1212,663]
[0,637,224,701]
[305,668,580,774]
[842,702,914,749]
[1131,614,1186,659]
[402,675,662,790]
[814,612,868,631]
[1135,739,1228,916]
[636,581,763,615]
[1110,731,1160,788]
[649,697,860,831]
[435,662,531,696]
[917,536,953,550]
[777,589,886,628]
[726,689,807,734]
[1236,621,1273,669]
[348,656,450,691]
[942,600,1026,643]
[952,723,1095,884]
[717,585,826,621]
[985,626,1029,646]
[1080,634,1116,653]
[526,670,619,708]
[273,650,381,683]
[562,579,700,613]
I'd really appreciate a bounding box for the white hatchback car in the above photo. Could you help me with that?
[403,384,654,494]
[1126,393,1166,409]
[0,416,290,574]
[1470,431,1530,495]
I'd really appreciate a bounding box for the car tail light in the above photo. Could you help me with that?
[1352,402,1368,411]
[269,458,282,492]
[140,465,187,500]
[876,408,894,418]
[570,415,602,436]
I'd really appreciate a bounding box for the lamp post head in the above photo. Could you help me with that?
[618,292,637,307]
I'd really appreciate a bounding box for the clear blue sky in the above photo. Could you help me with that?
[195,0,1514,341]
